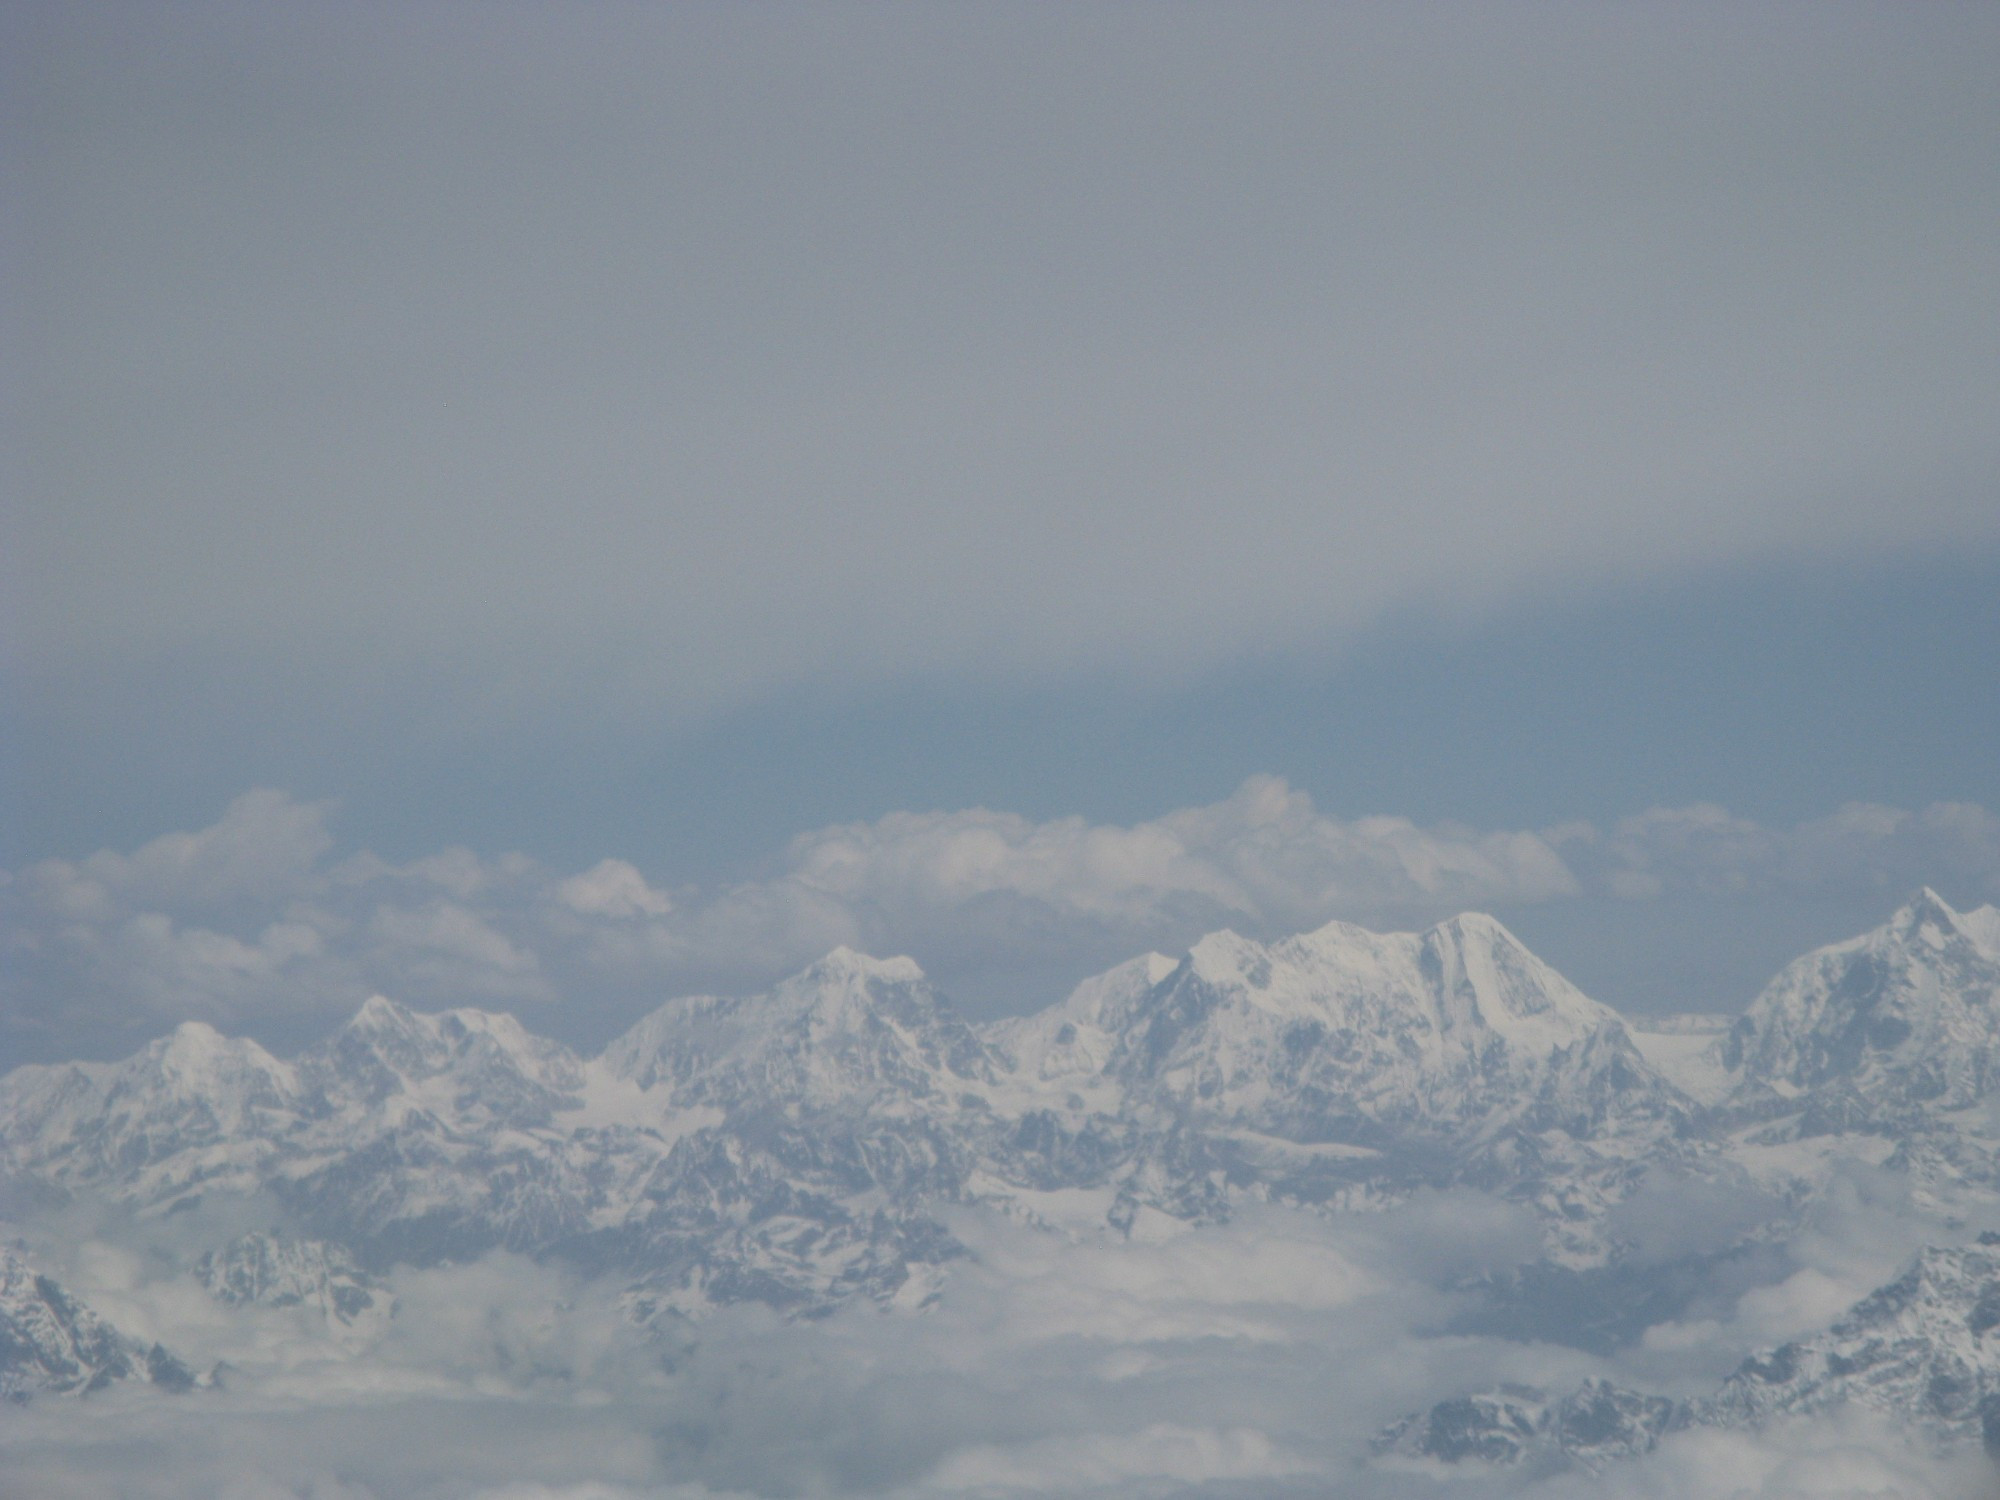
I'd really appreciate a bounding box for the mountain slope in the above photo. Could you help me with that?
[194,1232,389,1328]
[1723,889,2000,1118]
[1377,1231,2000,1471]
[0,1246,195,1399]
[1701,1235,2000,1453]
[602,948,995,1111]
[1093,913,1687,1143]
[0,1023,300,1203]
[1373,1378,1681,1473]
[6,898,1995,1324]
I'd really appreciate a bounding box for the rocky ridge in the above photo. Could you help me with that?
[1377,1232,2000,1471]
[1372,1378,1681,1474]
[194,1232,389,1328]
[3,910,1711,1321]
[6,889,2000,1456]
[0,1244,195,1400]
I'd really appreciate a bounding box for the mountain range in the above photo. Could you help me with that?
[1377,1232,2000,1472]
[4,887,1999,1472]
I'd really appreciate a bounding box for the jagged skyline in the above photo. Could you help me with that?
[7,886,2000,1494]
[5,779,1997,1074]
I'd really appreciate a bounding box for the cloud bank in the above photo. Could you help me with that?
[2,1186,1992,1500]
[5,781,1997,1064]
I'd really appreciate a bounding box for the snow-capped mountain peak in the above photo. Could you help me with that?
[300,995,584,1126]
[601,946,993,1109]
[1721,887,2000,1112]
[194,1232,389,1328]
[0,1021,299,1198]
[1888,886,1981,946]
[131,1021,296,1100]
[1885,886,2000,965]
[807,945,926,985]
[986,952,1178,1091]
[1419,911,1617,1051]
[1092,911,1662,1143]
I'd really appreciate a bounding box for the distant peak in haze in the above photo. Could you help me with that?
[806,947,927,984]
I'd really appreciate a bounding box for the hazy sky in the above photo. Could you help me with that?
[4,3,1998,1053]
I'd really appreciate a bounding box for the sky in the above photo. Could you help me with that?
[4,2,1999,1063]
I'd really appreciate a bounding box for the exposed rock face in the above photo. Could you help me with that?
[1721,888,2000,1121]
[0,1245,194,1400]
[1373,1379,1682,1472]
[1376,1232,2000,1471]
[194,1232,388,1327]
[1700,1237,2000,1454]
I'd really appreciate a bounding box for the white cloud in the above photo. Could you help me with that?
[368,902,544,982]
[558,861,674,920]
[4,782,1999,1063]
[760,774,1582,952]
[934,1205,1382,1350]
[1573,1417,1993,1500]
[23,790,335,919]
[926,1424,1309,1491]
[4,1190,1992,1500]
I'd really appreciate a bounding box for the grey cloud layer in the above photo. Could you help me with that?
[3,1187,1993,1500]
[5,780,1996,1061]
[10,5,1999,713]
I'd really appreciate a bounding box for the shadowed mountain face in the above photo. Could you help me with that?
[1723,888,2000,1114]
[1378,1235,2000,1472]
[601,949,997,1109]
[193,1232,388,1329]
[0,1246,195,1400]
[7,892,2000,1467]
[1373,1378,1683,1474]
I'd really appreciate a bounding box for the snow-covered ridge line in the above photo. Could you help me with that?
[2,892,1996,1329]
[11,889,1991,1101]
[1376,1231,2000,1472]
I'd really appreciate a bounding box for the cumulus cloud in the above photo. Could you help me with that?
[558,862,674,921]
[783,776,1582,932]
[4,782,2000,1063]
[18,789,334,922]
